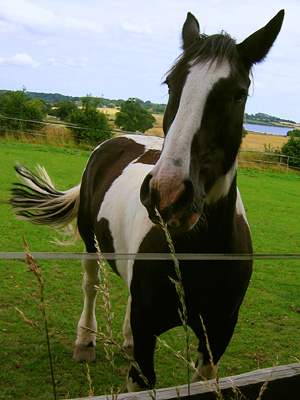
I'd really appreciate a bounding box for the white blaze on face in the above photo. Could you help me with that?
[151,59,231,208]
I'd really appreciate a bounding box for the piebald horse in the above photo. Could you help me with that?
[11,10,284,391]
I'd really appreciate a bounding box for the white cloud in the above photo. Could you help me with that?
[36,39,48,46]
[0,0,298,121]
[121,21,153,35]
[0,20,22,33]
[47,58,58,67]
[65,57,89,68]
[0,0,103,35]
[46,57,89,68]
[0,53,39,68]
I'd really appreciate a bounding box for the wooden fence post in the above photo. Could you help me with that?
[67,363,300,400]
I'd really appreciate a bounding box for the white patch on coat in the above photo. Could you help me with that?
[151,60,231,193]
[121,134,163,150]
[236,187,250,228]
[83,134,163,179]
[127,376,143,392]
[122,295,134,354]
[205,158,238,205]
[97,161,156,288]
[191,352,219,383]
[75,256,100,347]
[92,134,163,154]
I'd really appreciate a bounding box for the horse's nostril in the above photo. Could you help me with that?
[180,179,194,208]
[167,217,181,228]
[140,172,157,216]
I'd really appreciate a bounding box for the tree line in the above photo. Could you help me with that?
[0,89,167,114]
[0,89,299,167]
[245,112,296,125]
[0,90,156,145]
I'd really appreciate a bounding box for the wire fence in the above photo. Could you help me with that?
[0,114,136,137]
[239,149,300,172]
[1,252,300,262]
[1,113,300,170]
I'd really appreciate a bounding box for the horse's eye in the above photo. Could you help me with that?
[234,90,247,103]
[166,82,171,94]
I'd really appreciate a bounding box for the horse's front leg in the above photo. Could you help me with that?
[127,297,156,392]
[73,256,100,362]
[122,295,134,356]
[190,313,238,382]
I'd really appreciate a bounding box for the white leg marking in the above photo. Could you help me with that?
[73,256,100,362]
[127,376,143,392]
[191,352,219,383]
[122,295,134,356]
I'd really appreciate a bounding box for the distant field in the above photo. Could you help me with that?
[241,131,288,152]
[97,107,118,120]
[88,108,290,152]
[147,113,289,152]
[1,140,299,399]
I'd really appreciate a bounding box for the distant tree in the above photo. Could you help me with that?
[68,95,112,144]
[114,98,156,132]
[0,89,47,132]
[281,135,300,168]
[54,101,78,121]
[287,129,300,138]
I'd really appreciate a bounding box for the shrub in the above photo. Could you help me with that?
[287,128,300,138]
[281,135,300,168]
[54,101,78,121]
[68,95,112,145]
[115,98,156,133]
[0,89,47,133]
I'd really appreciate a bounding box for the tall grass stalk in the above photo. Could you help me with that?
[22,236,57,400]
[84,326,156,399]
[156,336,226,399]
[155,209,240,399]
[86,363,95,397]
[94,236,115,370]
[92,237,156,399]
[199,314,224,400]
[256,367,275,400]
[154,211,277,400]
[14,306,40,330]
[155,208,191,395]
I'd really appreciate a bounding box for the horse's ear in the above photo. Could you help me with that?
[182,12,200,49]
[237,10,284,69]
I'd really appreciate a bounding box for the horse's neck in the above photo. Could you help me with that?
[204,179,237,233]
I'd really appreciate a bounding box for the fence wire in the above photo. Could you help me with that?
[1,252,300,262]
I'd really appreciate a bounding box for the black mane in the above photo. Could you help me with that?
[168,32,238,77]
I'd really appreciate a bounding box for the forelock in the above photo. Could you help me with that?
[168,32,238,77]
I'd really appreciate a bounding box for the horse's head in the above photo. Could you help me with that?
[141,11,284,233]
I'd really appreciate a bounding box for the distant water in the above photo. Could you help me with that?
[244,123,291,136]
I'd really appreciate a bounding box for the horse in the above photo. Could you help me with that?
[10,10,284,391]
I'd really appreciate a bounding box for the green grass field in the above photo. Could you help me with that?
[0,139,299,400]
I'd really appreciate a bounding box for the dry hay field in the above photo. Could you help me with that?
[98,107,288,152]
[241,131,288,152]
[148,113,289,152]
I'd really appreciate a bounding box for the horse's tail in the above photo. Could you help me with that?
[10,163,81,244]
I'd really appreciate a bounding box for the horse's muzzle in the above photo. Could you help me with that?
[140,172,201,233]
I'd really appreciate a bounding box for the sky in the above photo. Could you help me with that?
[0,0,299,122]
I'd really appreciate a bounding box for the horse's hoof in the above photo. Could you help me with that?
[73,343,96,362]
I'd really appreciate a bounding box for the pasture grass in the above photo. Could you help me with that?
[0,140,299,399]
